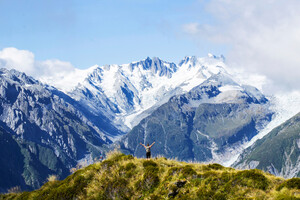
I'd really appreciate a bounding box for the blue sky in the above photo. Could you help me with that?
[1,0,300,92]
[0,0,226,68]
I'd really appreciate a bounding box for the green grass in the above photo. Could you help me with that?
[1,150,300,200]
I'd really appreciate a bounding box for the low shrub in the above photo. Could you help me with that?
[35,173,92,200]
[143,160,158,168]
[276,178,300,191]
[47,174,58,182]
[105,150,132,162]
[234,169,269,190]
[123,154,134,160]
[201,171,218,179]
[167,165,197,179]
[101,160,115,170]
[125,162,136,171]
[207,163,224,170]
[100,177,133,199]
[118,162,137,178]
[181,165,197,178]
[168,167,181,176]
[196,186,215,199]
[142,172,160,191]
[141,160,160,191]
[275,187,298,200]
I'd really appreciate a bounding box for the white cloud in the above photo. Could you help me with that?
[0,47,35,75]
[0,47,89,91]
[184,0,300,93]
[182,23,200,35]
[36,59,78,91]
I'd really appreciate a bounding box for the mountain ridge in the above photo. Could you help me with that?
[66,55,230,131]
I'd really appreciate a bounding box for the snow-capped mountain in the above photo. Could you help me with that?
[60,55,300,167]
[117,71,272,163]
[64,55,229,130]
[40,54,280,165]
[12,54,300,167]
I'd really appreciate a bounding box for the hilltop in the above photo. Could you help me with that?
[1,151,300,200]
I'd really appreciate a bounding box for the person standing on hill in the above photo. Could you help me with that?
[140,142,155,160]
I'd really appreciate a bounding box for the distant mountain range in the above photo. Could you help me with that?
[63,55,228,130]
[0,55,299,192]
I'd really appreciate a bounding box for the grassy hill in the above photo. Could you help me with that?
[1,150,300,200]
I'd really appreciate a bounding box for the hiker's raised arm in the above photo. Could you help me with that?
[140,143,145,147]
[150,142,155,147]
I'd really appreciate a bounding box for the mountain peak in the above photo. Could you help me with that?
[178,56,198,67]
[0,68,39,86]
[207,53,226,61]
[129,56,177,78]
[178,55,225,68]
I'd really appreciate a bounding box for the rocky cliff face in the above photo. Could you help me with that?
[119,73,272,164]
[233,112,300,178]
[0,68,122,191]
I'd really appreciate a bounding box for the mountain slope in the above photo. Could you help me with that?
[119,72,272,164]
[1,151,299,200]
[233,112,300,178]
[0,68,122,191]
[0,124,28,192]
[0,122,71,192]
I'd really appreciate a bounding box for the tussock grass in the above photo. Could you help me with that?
[46,174,58,182]
[1,150,300,200]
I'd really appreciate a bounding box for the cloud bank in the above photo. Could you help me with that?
[183,0,300,93]
[0,47,90,91]
[0,48,35,75]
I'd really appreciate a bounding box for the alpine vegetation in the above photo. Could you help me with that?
[1,151,299,200]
